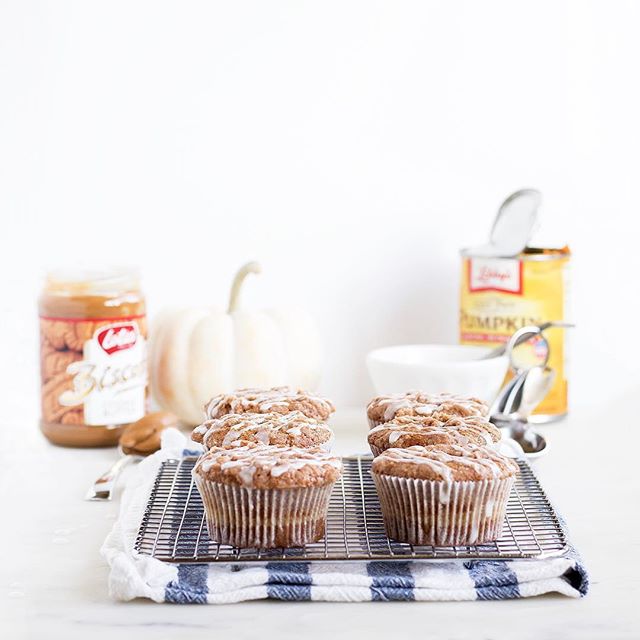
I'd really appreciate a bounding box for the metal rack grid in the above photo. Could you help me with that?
[135,455,567,563]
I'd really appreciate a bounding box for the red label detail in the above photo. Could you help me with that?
[460,332,509,343]
[467,259,523,295]
[97,323,138,355]
[477,266,510,284]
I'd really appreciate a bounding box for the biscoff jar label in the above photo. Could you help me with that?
[459,251,570,420]
[40,315,147,427]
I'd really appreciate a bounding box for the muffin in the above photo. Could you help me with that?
[371,444,518,546]
[366,391,488,429]
[191,411,334,452]
[193,443,342,548]
[205,387,335,422]
[367,414,501,457]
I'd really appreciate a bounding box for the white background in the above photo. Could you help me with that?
[1,0,639,409]
[2,4,640,636]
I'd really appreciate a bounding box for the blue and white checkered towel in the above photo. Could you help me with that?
[101,429,588,603]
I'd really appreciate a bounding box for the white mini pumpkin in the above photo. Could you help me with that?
[148,262,323,425]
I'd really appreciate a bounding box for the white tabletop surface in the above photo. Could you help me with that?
[1,402,638,640]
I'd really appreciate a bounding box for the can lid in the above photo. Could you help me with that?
[464,189,542,257]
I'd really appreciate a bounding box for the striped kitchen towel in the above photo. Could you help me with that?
[101,429,588,603]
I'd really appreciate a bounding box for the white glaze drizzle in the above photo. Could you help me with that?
[205,386,335,419]
[382,399,415,422]
[413,404,439,416]
[368,416,497,445]
[196,411,333,449]
[196,444,342,487]
[388,431,402,444]
[374,445,516,480]
[368,392,488,422]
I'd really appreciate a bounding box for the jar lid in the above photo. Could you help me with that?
[463,189,542,258]
[44,266,140,296]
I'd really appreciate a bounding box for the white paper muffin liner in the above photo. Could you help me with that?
[319,433,335,452]
[193,475,335,548]
[369,442,386,457]
[372,472,514,546]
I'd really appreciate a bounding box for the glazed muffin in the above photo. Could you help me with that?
[193,443,342,548]
[191,411,334,452]
[205,387,335,422]
[371,444,518,546]
[367,414,501,457]
[366,391,488,429]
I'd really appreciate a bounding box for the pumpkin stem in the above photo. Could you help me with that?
[228,261,262,313]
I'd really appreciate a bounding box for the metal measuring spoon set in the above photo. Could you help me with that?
[490,322,573,459]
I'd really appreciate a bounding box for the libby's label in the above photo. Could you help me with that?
[468,258,522,294]
[39,315,147,426]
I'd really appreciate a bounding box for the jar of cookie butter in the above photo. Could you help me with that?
[39,267,148,447]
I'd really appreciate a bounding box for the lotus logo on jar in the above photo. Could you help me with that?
[97,323,138,354]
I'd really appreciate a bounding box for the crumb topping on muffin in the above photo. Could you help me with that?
[366,391,488,426]
[193,443,342,489]
[204,387,335,421]
[191,411,334,451]
[368,413,500,453]
[436,415,501,441]
[371,444,518,482]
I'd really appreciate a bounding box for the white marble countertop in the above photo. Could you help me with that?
[2,403,639,639]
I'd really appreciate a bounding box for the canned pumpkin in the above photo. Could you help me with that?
[459,247,570,421]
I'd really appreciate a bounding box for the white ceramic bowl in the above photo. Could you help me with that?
[366,344,509,404]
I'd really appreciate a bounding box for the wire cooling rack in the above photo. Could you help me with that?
[134,455,567,563]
